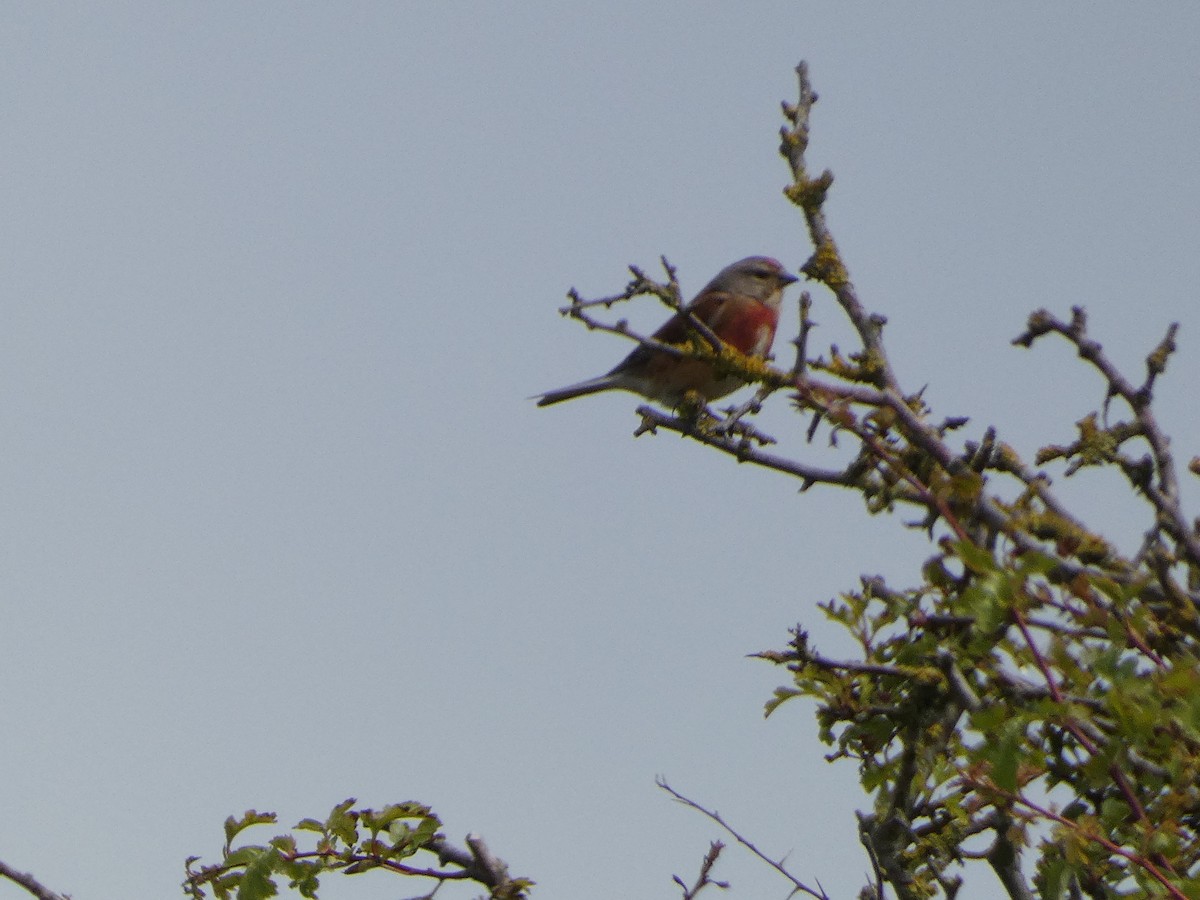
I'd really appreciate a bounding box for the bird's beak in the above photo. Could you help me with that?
[781,270,799,285]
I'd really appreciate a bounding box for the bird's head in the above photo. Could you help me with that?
[705,256,798,305]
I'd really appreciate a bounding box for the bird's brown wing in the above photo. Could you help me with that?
[609,292,735,375]
[650,292,734,343]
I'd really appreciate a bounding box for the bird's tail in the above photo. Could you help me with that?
[534,374,618,407]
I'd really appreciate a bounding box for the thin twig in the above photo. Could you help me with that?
[658,779,831,900]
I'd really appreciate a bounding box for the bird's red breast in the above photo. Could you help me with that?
[605,292,780,402]
[651,292,779,356]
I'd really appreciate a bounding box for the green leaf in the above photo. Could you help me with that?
[225,846,268,868]
[1098,797,1129,829]
[764,687,802,717]
[387,811,442,846]
[376,802,435,829]
[1039,854,1067,900]
[325,799,359,847]
[1147,825,1180,858]
[1015,551,1058,578]
[1061,800,1087,820]
[224,810,277,847]
[291,866,321,900]
[978,717,1023,791]
[413,815,441,843]
[359,838,387,856]
[236,847,280,900]
[212,872,241,900]
[953,540,997,575]
[959,574,1009,637]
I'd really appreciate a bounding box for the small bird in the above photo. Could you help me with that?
[536,256,798,408]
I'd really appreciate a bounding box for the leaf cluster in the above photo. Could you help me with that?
[182,800,531,900]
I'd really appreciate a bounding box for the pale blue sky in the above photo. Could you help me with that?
[1,5,1198,900]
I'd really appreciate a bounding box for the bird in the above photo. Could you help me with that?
[536,256,798,408]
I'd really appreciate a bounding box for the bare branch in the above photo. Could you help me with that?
[1013,308,1199,567]
[984,810,1036,900]
[781,62,899,392]
[635,405,858,490]
[427,833,514,890]
[0,860,68,900]
[658,779,831,900]
[673,843,729,900]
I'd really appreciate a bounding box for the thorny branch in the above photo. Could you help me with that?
[658,779,830,900]
[672,842,730,900]
[780,63,898,392]
[1013,307,1200,568]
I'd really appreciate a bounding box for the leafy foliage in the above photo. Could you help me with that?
[183,800,532,900]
